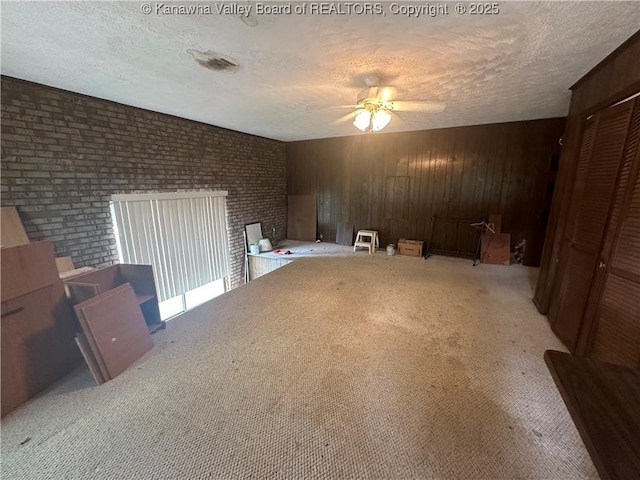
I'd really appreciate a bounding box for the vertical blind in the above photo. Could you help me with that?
[111,191,230,302]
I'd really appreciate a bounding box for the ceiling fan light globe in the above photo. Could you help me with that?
[372,109,391,132]
[353,110,372,131]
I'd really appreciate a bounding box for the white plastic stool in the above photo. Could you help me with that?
[353,230,379,254]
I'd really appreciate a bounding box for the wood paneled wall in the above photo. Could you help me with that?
[534,30,640,314]
[287,118,565,264]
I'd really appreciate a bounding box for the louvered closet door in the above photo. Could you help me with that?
[548,117,596,337]
[576,98,640,359]
[588,101,640,367]
[549,100,634,351]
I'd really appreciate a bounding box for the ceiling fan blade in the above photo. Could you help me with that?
[332,111,356,125]
[392,101,446,113]
[377,86,397,102]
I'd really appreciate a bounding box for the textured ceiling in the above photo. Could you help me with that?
[2,1,639,141]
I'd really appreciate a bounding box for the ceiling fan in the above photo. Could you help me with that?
[347,76,446,133]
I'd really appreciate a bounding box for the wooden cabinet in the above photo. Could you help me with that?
[65,264,165,334]
[1,241,81,417]
[548,96,640,367]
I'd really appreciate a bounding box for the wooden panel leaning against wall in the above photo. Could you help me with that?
[286,118,565,266]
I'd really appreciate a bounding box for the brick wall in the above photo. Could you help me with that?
[1,76,287,289]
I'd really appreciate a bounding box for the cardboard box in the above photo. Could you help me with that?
[398,240,424,257]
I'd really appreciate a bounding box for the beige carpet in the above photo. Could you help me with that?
[1,254,597,479]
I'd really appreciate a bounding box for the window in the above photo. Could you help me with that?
[110,191,230,320]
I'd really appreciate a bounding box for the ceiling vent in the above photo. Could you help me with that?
[187,49,240,73]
